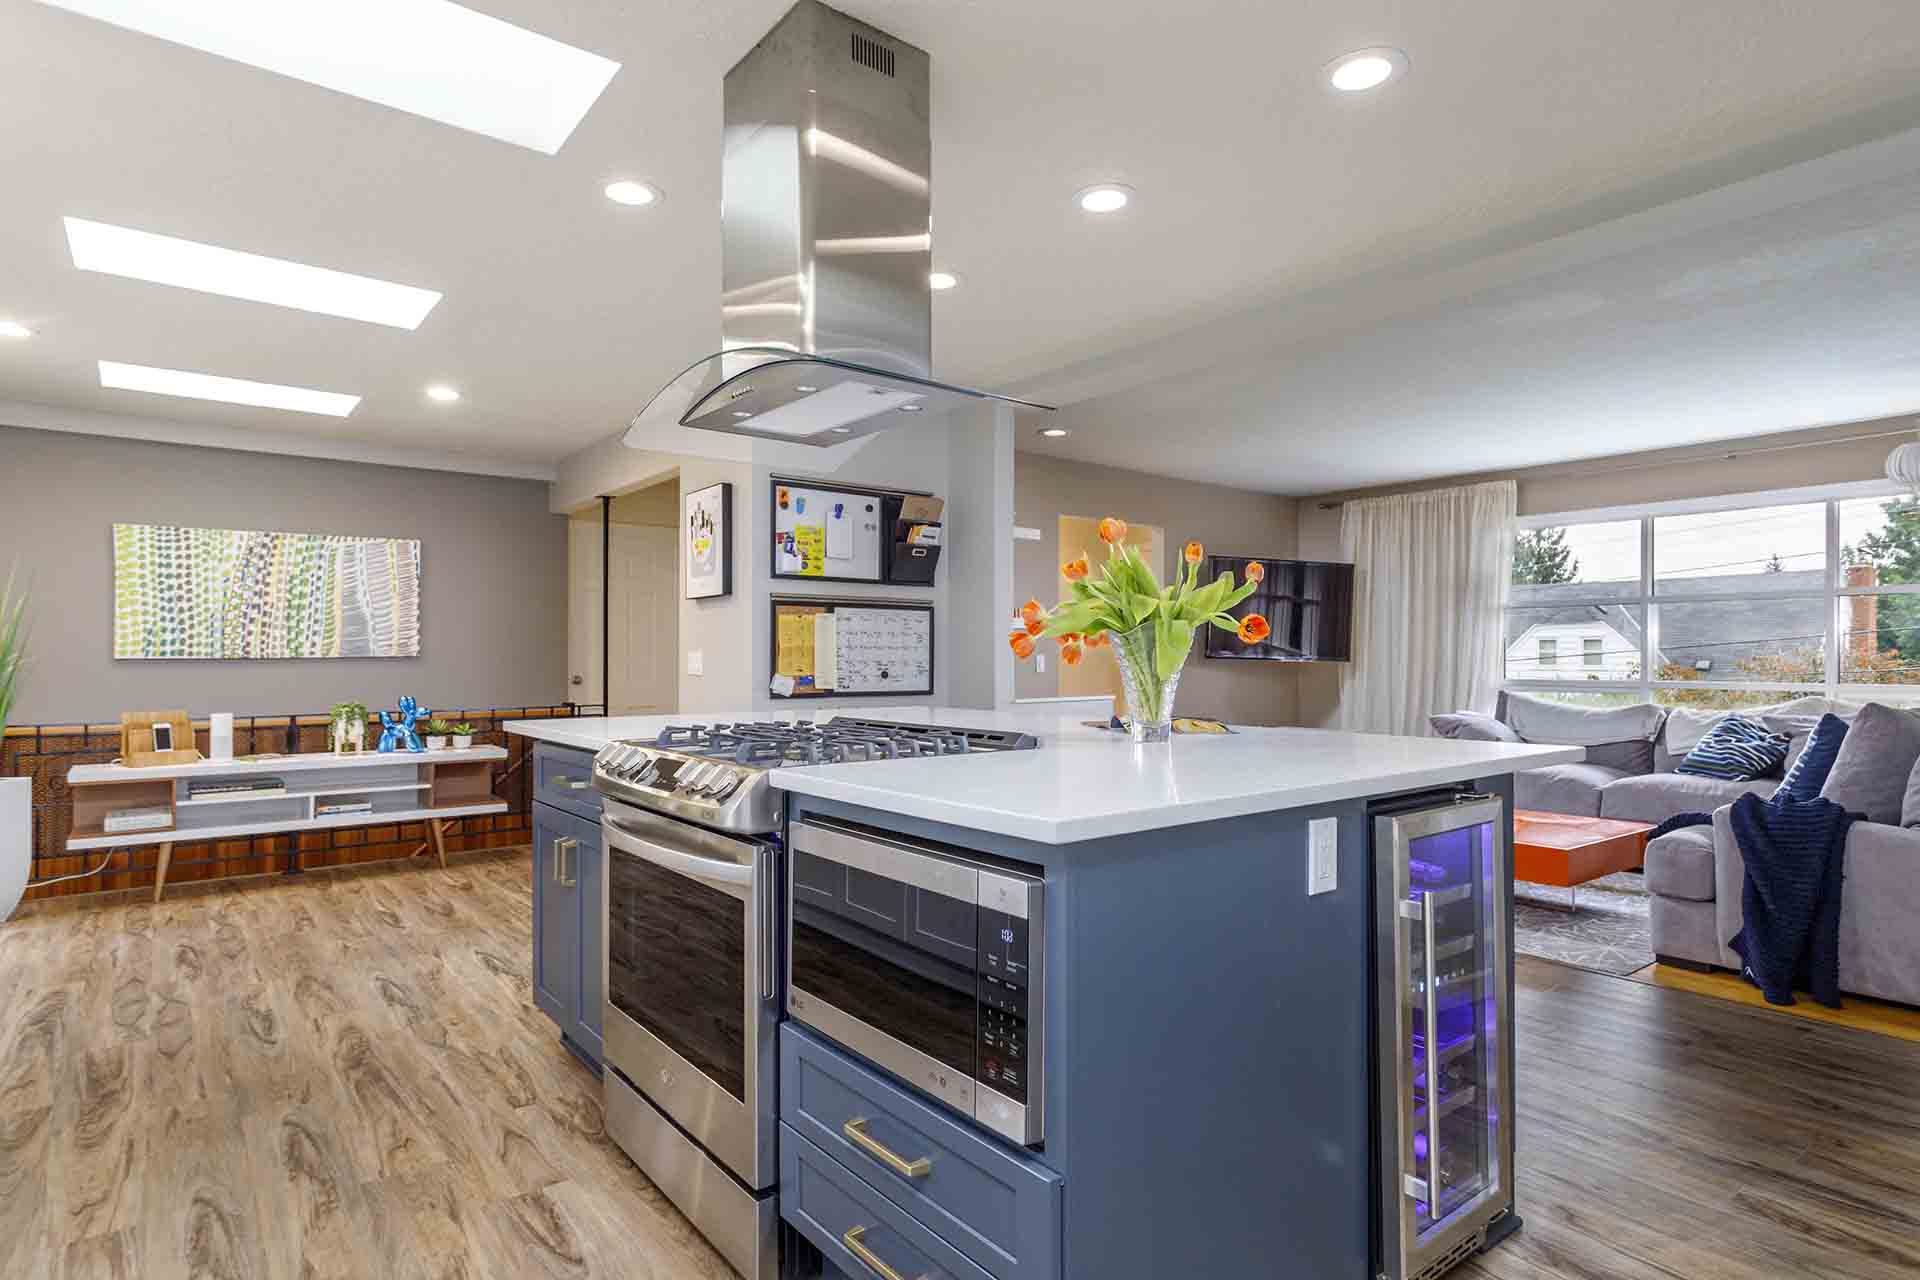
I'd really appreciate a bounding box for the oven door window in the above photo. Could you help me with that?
[608,846,747,1101]
[790,850,977,1078]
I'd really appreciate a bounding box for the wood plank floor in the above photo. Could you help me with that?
[4,855,1918,1279]
[0,847,732,1280]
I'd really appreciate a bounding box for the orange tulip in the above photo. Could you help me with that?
[1083,629,1109,648]
[1062,554,1090,582]
[1020,598,1046,625]
[1097,516,1129,545]
[1244,560,1266,584]
[1237,614,1272,645]
[1061,641,1085,667]
[1024,615,1046,637]
[1183,540,1204,565]
[1055,631,1080,647]
[1008,630,1036,659]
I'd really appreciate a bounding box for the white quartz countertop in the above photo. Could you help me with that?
[505,708,1581,844]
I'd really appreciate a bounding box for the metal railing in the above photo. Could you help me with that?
[3,703,604,900]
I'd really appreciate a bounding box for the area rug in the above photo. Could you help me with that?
[1512,871,1653,976]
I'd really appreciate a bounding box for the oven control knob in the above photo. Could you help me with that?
[707,769,742,802]
[693,763,724,796]
[677,762,711,794]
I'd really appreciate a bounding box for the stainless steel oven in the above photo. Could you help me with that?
[600,797,779,1280]
[786,817,1046,1147]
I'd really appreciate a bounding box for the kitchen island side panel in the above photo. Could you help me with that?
[786,793,1377,1279]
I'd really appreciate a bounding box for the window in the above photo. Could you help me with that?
[1506,487,1920,708]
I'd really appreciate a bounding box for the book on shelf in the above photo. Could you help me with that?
[315,797,375,817]
[103,807,173,834]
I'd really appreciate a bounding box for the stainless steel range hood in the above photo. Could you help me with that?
[626,0,1049,450]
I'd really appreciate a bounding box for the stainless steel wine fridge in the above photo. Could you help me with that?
[1373,793,1516,1280]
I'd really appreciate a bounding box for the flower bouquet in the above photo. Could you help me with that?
[1010,518,1270,742]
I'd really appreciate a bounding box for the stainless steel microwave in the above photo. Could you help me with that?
[786,818,1045,1147]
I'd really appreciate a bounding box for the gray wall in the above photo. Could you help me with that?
[0,424,568,723]
[1014,451,1300,725]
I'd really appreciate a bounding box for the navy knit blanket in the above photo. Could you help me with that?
[1725,791,1855,1008]
[1647,811,1713,840]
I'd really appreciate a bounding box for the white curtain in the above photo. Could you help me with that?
[1335,480,1516,735]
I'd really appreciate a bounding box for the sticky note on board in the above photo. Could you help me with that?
[814,613,839,689]
[795,524,826,576]
[770,674,796,697]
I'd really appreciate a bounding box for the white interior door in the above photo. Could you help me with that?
[610,524,678,714]
[568,519,604,705]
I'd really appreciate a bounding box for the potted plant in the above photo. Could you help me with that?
[1010,520,1267,742]
[424,718,455,751]
[1,567,30,924]
[450,722,476,750]
[329,701,369,754]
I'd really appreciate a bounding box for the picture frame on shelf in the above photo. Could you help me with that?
[685,482,733,600]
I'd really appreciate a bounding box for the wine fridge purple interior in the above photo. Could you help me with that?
[1374,794,1514,1280]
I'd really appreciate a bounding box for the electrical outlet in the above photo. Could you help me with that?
[1307,817,1338,896]
[686,649,704,676]
[1036,652,1046,673]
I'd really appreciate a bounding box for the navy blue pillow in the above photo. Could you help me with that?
[1676,715,1792,781]
[1777,713,1849,802]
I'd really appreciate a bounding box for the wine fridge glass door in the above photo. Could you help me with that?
[1378,796,1512,1280]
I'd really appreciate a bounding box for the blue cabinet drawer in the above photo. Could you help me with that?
[782,1025,1060,1280]
[783,1124,994,1280]
[534,743,602,819]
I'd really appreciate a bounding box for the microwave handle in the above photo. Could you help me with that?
[604,819,755,890]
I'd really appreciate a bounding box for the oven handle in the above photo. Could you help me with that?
[604,819,755,890]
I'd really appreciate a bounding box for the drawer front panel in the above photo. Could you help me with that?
[535,743,603,819]
[782,1025,1060,1280]
[782,1125,993,1280]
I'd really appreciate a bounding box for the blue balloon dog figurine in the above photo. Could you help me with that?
[377,696,430,753]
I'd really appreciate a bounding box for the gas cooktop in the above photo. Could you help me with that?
[592,717,1037,834]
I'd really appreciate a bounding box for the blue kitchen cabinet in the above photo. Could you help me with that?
[531,743,604,1070]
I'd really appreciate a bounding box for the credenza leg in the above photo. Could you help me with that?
[153,842,173,903]
[429,819,448,870]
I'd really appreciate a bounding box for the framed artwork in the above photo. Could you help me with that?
[685,482,733,599]
[112,523,421,659]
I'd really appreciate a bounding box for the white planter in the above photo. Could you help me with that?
[426,736,449,751]
[452,735,474,750]
[0,777,30,925]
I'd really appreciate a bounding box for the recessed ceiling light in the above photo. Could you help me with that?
[426,384,460,402]
[795,384,819,393]
[604,180,661,207]
[1075,184,1133,214]
[35,0,621,155]
[1039,427,1070,438]
[829,427,852,434]
[64,217,442,329]
[928,271,959,291]
[0,320,32,339]
[98,360,359,416]
[732,410,753,418]
[899,404,924,412]
[1326,47,1407,93]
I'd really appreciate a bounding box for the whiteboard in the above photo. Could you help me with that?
[769,598,934,698]
[772,482,884,582]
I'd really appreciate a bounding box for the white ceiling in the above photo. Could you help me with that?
[5,0,1920,483]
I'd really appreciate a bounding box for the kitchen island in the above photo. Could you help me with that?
[506,708,1580,1280]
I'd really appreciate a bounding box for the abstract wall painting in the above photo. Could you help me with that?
[112,523,421,659]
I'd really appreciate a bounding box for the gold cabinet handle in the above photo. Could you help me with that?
[842,1117,931,1178]
[842,1226,926,1280]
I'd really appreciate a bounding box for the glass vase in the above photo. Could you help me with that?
[1109,622,1188,743]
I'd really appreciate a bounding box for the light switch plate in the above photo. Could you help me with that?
[1307,817,1338,896]
[686,649,704,676]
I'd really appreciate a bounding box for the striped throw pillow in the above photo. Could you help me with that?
[1675,715,1792,781]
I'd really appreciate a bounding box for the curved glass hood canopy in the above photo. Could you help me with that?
[628,347,1051,448]
[626,1,1052,455]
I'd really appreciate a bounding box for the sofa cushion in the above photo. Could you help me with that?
[1429,711,1520,743]
[1582,738,1656,775]
[1663,695,1844,757]
[1504,693,1664,746]
[1645,827,1715,901]
[1599,772,1778,825]
[1821,702,1920,825]
[1515,764,1627,818]
[1675,716,1792,781]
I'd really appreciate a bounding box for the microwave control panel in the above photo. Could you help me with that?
[977,910,1030,1105]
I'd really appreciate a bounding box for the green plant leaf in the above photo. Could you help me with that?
[1155,617,1194,680]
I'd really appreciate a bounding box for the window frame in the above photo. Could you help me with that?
[1505,479,1920,705]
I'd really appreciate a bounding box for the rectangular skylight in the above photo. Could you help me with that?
[99,361,361,417]
[66,218,443,329]
[37,0,621,154]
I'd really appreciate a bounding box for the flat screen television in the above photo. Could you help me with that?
[1203,555,1354,662]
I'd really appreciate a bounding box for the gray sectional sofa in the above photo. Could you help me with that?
[1435,693,1920,1006]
